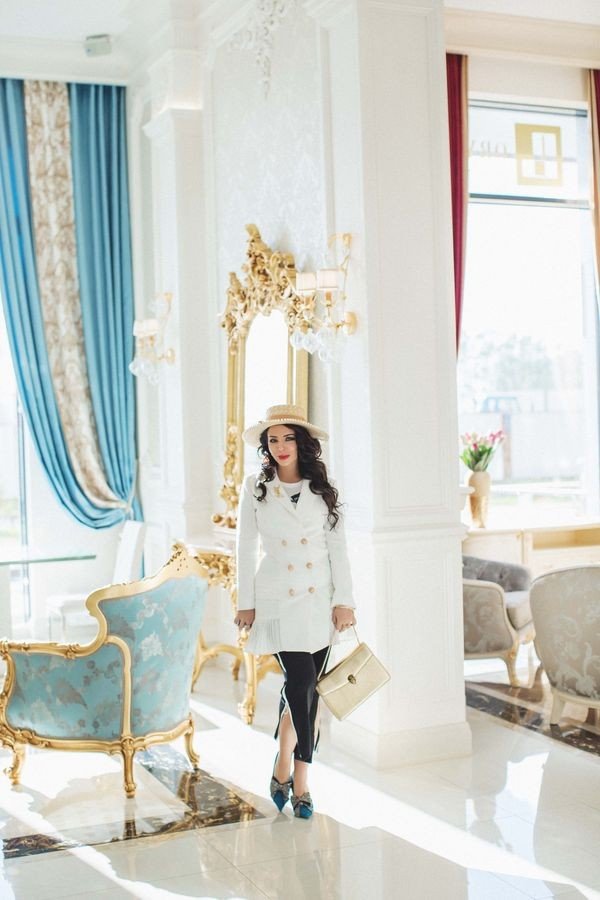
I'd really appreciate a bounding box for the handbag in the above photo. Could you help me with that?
[316,628,390,720]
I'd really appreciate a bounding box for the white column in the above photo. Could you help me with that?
[309,0,471,765]
[133,45,215,570]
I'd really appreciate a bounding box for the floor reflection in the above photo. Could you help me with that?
[0,745,262,859]
[466,665,600,756]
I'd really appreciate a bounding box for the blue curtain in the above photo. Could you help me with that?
[0,79,117,527]
[0,78,139,527]
[69,83,140,520]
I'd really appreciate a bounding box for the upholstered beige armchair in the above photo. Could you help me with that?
[463,555,535,685]
[531,566,600,724]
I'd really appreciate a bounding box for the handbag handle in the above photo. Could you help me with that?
[322,625,361,679]
[338,625,360,643]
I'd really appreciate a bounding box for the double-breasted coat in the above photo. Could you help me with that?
[236,472,355,654]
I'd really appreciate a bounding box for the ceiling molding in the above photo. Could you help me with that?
[445,9,600,68]
[0,36,130,84]
[198,0,253,48]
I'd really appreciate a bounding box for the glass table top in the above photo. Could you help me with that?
[0,549,96,566]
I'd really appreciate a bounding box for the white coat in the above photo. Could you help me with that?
[236,472,355,654]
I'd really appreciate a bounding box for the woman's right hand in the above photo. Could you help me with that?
[234,609,255,630]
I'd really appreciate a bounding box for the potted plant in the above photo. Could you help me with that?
[460,431,504,528]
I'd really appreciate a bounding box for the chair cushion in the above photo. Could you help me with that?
[8,643,123,740]
[505,590,532,630]
[462,555,531,591]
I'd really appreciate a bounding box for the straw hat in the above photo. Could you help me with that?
[242,404,329,446]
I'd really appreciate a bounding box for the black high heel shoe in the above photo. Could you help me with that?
[270,754,293,812]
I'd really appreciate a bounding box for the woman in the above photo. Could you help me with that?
[234,404,356,819]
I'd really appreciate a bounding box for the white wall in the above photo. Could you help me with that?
[469,56,588,105]
[209,7,331,443]
[212,15,327,283]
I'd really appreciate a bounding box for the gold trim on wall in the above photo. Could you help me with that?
[213,224,309,529]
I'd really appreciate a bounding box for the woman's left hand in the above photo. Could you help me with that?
[332,606,356,632]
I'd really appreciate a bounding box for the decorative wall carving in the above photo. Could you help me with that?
[213,4,326,287]
[230,0,298,97]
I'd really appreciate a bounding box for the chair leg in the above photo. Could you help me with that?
[504,646,520,687]
[550,692,566,725]
[5,743,25,785]
[231,656,241,681]
[184,715,200,770]
[120,738,136,797]
[239,650,257,725]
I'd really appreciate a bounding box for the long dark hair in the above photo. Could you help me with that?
[255,424,341,529]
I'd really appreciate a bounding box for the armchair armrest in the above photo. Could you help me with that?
[463,578,516,654]
[2,642,124,742]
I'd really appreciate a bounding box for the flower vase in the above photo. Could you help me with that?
[468,470,491,528]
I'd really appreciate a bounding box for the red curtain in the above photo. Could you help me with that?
[590,71,600,286]
[446,54,468,350]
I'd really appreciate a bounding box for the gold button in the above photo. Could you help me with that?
[306,562,313,569]
[308,587,315,593]
[282,539,287,546]
[289,588,295,596]
[301,538,308,545]
[288,564,294,571]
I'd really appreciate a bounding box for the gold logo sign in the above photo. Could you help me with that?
[515,123,563,186]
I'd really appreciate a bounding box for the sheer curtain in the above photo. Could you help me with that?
[590,71,600,288]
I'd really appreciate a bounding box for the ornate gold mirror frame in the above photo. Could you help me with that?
[213,224,309,528]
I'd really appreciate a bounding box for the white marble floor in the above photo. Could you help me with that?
[1,660,600,899]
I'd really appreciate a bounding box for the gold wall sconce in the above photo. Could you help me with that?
[290,232,357,363]
[129,292,175,385]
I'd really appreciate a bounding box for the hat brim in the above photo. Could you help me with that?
[242,418,329,447]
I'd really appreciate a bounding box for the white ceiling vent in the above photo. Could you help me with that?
[84,34,112,57]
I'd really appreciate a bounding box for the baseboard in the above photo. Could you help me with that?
[329,717,472,768]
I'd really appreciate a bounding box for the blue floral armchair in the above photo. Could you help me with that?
[0,544,208,796]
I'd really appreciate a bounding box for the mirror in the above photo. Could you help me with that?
[213,225,308,528]
[243,310,288,476]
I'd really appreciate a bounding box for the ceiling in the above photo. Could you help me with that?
[446,0,600,26]
[0,0,598,86]
[0,0,599,45]
[0,0,131,42]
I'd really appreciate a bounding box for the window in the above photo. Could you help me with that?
[0,303,30,621]
[458,101,599,523]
